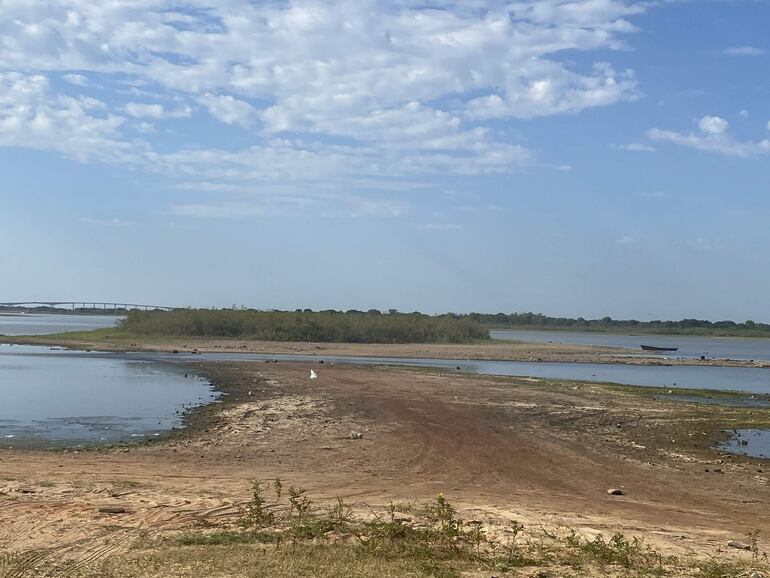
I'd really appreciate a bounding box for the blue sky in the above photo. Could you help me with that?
[1,0,769,320]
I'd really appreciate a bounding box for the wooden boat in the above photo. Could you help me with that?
[640,344,679,352]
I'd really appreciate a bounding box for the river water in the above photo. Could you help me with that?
[491,329,770,361]
[0,313,121,336]
[0,345,215,448]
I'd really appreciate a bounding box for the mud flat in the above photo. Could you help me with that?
[8,333,770,368]
[1,361,770,575]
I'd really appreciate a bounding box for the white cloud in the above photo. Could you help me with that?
[613,142,655,152]
[465,63,638,120]
[739,110,749,119]
[723,46,766,56]
[63,73,88,87]
[0,72,130,163]
[0,0,648,215]
[124,102,191,119]
[124,102,164,119]
[199,93,258,127]
[647,116,770,157]
[136,121,156,134]
[616,235,636,245]
[698,115,728,135]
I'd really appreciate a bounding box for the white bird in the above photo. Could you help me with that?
[310,369,318,380]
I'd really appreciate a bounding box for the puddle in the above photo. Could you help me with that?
[721,429,770,459]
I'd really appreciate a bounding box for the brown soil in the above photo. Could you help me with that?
[1,362,769,574]
[9,334,770,367]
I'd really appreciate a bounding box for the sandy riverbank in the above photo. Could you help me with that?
[1,361,769,575]
[5,334,770,368]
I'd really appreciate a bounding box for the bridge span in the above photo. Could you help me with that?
[0,301,175,311]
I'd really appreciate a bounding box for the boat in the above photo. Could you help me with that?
[640,344,679,352]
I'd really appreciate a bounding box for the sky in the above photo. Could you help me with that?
[1,0,769,321]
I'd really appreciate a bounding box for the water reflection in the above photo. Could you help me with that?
[0,313,121,336]
[0,344,215,448]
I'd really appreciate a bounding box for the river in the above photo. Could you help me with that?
[0,313,122,336]
[491,329,770,361]
[0,344,215,448]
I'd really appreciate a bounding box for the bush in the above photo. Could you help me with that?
[119,309,489,344]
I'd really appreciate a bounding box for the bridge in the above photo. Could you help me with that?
[0,301,175,311]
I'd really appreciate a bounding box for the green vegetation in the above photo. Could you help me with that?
[117,309,489,343]
[3,484,766,577]
[465,312,770,337]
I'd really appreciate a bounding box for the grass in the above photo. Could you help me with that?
[5,483,767,577]
[86,543,451,578]
[71,486,770,577]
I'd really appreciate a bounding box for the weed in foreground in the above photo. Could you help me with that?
[170,481,770,578]
[238,480,275,529]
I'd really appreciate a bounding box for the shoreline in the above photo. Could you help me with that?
[489,325,770,339]
[4,334,770,368]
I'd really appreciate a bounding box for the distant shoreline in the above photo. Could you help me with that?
[5,332,770,369]
[488,325,770,340]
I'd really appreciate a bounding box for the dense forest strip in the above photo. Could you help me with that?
[118,309,489,344]
[461,312,770,337]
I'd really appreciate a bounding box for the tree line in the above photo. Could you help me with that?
[119,309,489,343]
[457,312,770,336]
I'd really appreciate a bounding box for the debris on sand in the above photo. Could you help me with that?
[350,431,363,440]
[607,488,625,496]
[727,540,752,551]
[98,506,128,514]
[310,370,318,380]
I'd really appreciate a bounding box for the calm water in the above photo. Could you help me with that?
[0,345,215,448]
[0,313,121,336]
[491,329,770,361]
[134,350,770,395]
[721,429,770,459]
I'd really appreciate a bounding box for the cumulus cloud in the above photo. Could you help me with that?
[698,115,728,135]
[466,63,638,120]
[198,94,258,127]
[124,102,164,119]
[0,0,647,215]
[124,102,191,119]
[0,72,130,163]
[647,115,770,157]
